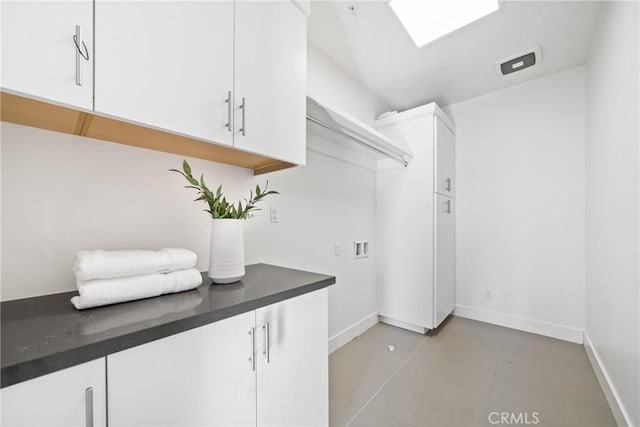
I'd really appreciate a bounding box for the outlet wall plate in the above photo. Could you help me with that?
[354,240,370,258]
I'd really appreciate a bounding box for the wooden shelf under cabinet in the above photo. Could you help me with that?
[0,91,295,176]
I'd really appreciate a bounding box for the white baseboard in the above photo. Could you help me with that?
[378,315,428,334]
[328,312,378,354]
[584,332,633,427]
[453,304,584,344]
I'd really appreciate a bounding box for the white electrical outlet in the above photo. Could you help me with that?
[269,206,279,223]
[485,289,493,299]
[334,242,341,256]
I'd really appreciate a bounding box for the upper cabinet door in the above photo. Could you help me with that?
[94,1,234,146]
[1,1,93,110]
[234,1,307,165]
[256,289,328,426]
[435,117,455,197]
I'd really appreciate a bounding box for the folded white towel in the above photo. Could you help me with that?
[74,248,197,282]
[70,268,203,310]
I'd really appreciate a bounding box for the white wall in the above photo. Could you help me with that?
[444,66,587,343]
[307,42,388,126]
[585,2,639,425]
[1,42,384,342]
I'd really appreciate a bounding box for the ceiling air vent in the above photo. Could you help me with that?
[496,47,542,76]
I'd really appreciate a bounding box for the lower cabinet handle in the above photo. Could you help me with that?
[446,199,452,214]
[239,97,246,136]
[249,327,256,371]
[263,322,270,364]
[85,387,93,427]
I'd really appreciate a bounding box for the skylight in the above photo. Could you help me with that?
[389,0,500,48]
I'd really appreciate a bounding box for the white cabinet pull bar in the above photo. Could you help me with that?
[249,327,256,371]
[225,91,232,132]
[73,25,89,86]
[85,387,93,427]
[239,97,246,136]
[263,322,270,364]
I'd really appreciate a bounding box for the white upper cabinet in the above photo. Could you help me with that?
[435,117,455,197]
[3,1,307,166]
[234,1,307,165]
[1,359,106,427]
[1,0,93,110]
[94,1,234,146]
[94,0,306,162]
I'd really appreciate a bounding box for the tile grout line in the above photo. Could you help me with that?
[344,337,429,427]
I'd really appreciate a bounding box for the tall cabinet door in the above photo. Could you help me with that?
[256,289,328,426]
[434,194,455,327]
[1,0,93,109]
[1,359,106,427]
[107,311,256,426]
[234,1,307,164]
[94,1,234,145]
[435,117,455,197]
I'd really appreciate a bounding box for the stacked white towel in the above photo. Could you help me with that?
[71,248,202,310]
[74,248,197,282]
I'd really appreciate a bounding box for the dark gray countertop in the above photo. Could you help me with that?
[1,263,335,388]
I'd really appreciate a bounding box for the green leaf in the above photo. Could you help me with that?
[171,162,280,221]
[183,160,192,176]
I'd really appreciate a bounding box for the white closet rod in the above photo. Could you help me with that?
[306,115,408,167]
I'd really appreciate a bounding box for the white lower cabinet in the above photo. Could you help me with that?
[108,310,257,426]
[107,288,328,426]
[0,359,106,427]
[256,288,328,426]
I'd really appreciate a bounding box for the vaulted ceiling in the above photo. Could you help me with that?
[308,1,603,111]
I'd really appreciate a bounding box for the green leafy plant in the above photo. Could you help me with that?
[170,160,279,219]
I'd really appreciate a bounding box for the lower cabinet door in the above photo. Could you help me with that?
[435,193,455,327]
[107,311,256,426]
[1,359,106,427]
[256,288,328,426]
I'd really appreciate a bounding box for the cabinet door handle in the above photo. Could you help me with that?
[445,177,452,192]
[239,97,246,136]
[445,199,452,214]
[85,387,94,427]
[263,322,270,364]
[249,327,256,371]
[225,91,232,132]
[73,25,89,86]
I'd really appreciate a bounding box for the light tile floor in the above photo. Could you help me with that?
[329,316,616,427]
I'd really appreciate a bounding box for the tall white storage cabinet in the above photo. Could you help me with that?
[375,104,455,333]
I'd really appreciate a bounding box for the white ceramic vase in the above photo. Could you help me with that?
[208,219,245,284]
